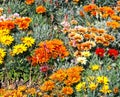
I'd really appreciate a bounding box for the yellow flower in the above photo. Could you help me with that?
[11,44,27,56]
[81,51,91,57]
[21,36,35,47]
[91,64,100,71]
[0,48,6,58]
[0,35,14,46]
[97,76,109,84]
[26,88,36,95]
[87,76,95,82]
[89,82,98,91]
[76,82,86,91]
[100,85,111,94]
[18,85,27,92]
[0,29,10,36]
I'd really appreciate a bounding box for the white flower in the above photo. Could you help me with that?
[76,57,87,64]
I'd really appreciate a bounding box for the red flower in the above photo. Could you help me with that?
[40,65,49,72]
[95,48,105,57]
[108,49,119,59]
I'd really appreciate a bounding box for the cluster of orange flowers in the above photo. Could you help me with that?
[0,20,15,30]
[0,17,31,30]
[39,66,84,96]
[0,86,37,97]
[29,39,69,66]
[83,4,115,18]
[14,17,32,30]
[67,25,115,53]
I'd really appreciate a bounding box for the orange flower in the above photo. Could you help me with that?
[79,10,84,17]
[113,87,119,94]
[84,34,92,40]
[25,0,34,5]
[107,21,120,29]
[103,34,115,42]
[95,36,105,44]
[62,86,73,95]
[65,74,81,85]
[36,5,46,14]
[83,4,98,12]
[14,18,23,25]
[40,80,55,92]
[18,21,29,29]
[111,15,120,21]
[49,69,67,82]
[5,21,15,30]
[103,40,110,46]
[78,42,92,51]
[97,29,106,34]
[26,88,36,95]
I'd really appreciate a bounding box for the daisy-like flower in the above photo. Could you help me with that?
[0,35,14,46]
[95,48,105,57]
[76,57,87,64]
[81,51,91,57]
[91,64,100,71]
[97,76,109,84]
[89,82,98,91]
[0,29,10,36]
[36,5,46,14]
[11,44,27,56]
[100,85,111,94]
[76,82,86,91]
[21,36,35,47]
[62,86,73,95]
[25,0,34,5]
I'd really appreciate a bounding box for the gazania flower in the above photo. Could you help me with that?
[0,29,10,36]
[76,82,86,91]
[97,76,109,84]
[89,82,98,91]
[0,35,14,46]
[95,48,105,57]
[100,85,111,94]
[40,65,49,72]
[81,51,91,57]
[36,5,46,14]
[21,36,35,47]
[26,88,36,95]
[40,80,55,92]
[113,87,119,94]
[95,36,105,44]
[107,21,120,29]
[108,49,119,59]
[18,21,29,29]
[76,57,87,64]
[25,0,34,5]
[83,4,98,12]
[62,86,73,95]
[11,44,27,56]
[6,20,15,30]
[91,64,100,71]
[49,69,67,82]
